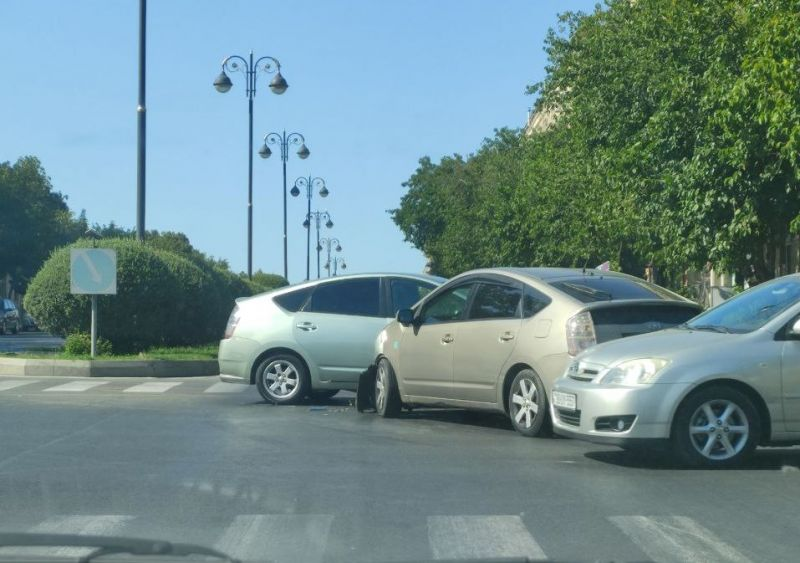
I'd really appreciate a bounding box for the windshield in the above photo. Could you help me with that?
[686,277,800,333]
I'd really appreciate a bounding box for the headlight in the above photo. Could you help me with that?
[599,358,669,385]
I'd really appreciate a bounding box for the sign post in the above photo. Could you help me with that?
[70,249,117,358]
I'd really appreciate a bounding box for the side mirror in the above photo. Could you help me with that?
[397,308,415,326]
[788,318,800,338]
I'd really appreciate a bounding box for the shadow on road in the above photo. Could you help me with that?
[584,446,800,470]
[396,408,515,432]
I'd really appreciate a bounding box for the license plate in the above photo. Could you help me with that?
[552,391,576,411]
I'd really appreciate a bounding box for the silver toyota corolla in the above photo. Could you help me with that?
[551,273,800,467]
[218,273,443,404]
[360,267,701,436]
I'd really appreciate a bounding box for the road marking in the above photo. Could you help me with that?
[123,381,182,393]
[0,379,39,392]
[609,516,752,563]
[204,382,250,393]
[215,514,333,563]
[0,515,134,558]
[43,381,109,392]
[427,515,547,560]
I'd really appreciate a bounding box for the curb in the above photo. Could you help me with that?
[0,358,219,378]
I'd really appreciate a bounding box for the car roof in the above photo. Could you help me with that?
[453,267,632,283]
[244,272,446,301]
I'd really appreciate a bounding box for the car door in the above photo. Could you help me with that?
[292,277,387,384]
[781,315,800,431]
[451,279,524,404]
[397,283,475,400]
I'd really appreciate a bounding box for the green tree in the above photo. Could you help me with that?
[0,157,84,294]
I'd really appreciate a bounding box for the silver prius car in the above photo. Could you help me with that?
[218,273,443,404]
[551,274,800,467]
[360,267,701,436]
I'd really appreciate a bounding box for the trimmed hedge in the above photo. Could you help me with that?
[24,238,248,352]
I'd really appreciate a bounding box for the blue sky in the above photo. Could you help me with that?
[1,0,598,283]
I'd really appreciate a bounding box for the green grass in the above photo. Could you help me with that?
[0,343,218,361]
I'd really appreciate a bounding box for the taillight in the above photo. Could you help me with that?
[566,311,596,356]
[223,306,241,339]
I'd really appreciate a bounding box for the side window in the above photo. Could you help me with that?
[421,285,472,324]
[523,285,551,318]
[468,283,522,320]
[390,279,437,314]
[305,278,381,317]
[273,287,312,312]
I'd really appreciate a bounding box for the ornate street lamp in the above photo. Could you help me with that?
[260,131,309,279]
[319,237,342,278]
[304,210,333,279]
[292,177,329,279]
[213,51,287,278]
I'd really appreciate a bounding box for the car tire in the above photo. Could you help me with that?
[508,369,550,437]
[375,358,401,418]
[672,386,761,468]
[255,353,308,405]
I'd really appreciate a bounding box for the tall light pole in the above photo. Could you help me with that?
[259,132,310,280]
[332,257,347,276]
[292,177,329,280]
[213,51,288,279]
[319,237,341,278]
[303,211,333,279]
[136,0,146,241]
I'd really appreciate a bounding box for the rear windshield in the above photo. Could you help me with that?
[548,276,677,303]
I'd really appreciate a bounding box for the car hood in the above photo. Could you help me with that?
[576,327,737,367]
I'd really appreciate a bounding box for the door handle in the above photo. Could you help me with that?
[499,332,515,342]
[441,334,454,344]
[296,322,317,332]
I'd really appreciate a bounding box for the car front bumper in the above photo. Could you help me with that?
[218,336,260,384]
[550,377,691,447]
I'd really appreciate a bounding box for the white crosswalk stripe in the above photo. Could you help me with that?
[215,514,334,563]
[2,515,134,558]
[43,380,109,392]
[609,516,752,563]
[203,382,250,393]
[427,515,547,560]
[0,379,39,392]
[123,381,183,393]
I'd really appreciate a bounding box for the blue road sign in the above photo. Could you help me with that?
[70,249,117,295]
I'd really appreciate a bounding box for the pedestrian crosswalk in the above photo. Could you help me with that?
[0,513,756,562]
[0,377,259,396]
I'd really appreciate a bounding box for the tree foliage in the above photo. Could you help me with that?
[0,157,86,293]
[392,0,800,284]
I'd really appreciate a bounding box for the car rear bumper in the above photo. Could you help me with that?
[218,336,260,384]
[550,377,691,444]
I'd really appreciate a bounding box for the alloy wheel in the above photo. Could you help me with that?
[511,377,539,429]
[263,360,300,399]
[688,399,749,461]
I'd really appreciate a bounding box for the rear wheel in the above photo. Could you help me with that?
[508,369,550,437]
[375,358,401,417]
[255,354,308,405]
[672,386,760,467]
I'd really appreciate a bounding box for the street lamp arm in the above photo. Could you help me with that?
[253,55,281,74]
[221,54,250,74]
[285,132,305,146]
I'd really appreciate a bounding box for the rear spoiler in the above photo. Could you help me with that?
[578,299,702,312]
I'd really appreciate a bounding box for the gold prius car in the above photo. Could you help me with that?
[358,268,701,436]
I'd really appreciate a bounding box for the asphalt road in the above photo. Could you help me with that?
[0,375,799,563]
[0,331,64,353]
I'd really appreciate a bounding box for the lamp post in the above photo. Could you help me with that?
[304,211,333,279]
[292,177,329,280]
[332,257,347,276]
[319,237,342,277]
[259,132,310,280]
[213,51,288,279]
